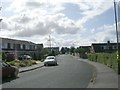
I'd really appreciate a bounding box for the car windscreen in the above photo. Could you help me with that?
[47,57,55,59]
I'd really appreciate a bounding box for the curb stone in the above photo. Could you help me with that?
[19,63,44,73]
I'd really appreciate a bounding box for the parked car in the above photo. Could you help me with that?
[44,56,57,66]
[18,55,32,60]
[0,61,19,78]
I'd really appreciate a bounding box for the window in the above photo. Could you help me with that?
[22,44,25,50]
[7,43,11,49]
[30,45,32,50]
[26,45,30,50]
[13,44,16,49]
[113,46,117,49]
[103,46,107,50]
[16,44,20,50]
[11,43,14,49]
[20,44,23,49]
[2,43,7,49]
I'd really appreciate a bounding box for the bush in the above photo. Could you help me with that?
[6,60,38,67]
[31,60,37,65]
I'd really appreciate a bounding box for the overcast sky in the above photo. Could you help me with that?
[0,0,120,47]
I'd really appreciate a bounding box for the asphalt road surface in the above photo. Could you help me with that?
[2,55,95,88]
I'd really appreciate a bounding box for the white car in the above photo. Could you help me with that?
[44,56,57,66]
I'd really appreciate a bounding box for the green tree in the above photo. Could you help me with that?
[61,47,66,54]
[70,47,75,55]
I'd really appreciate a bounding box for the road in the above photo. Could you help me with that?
[2,55,95,88]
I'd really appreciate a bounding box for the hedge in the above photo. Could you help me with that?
[88,52,118,73]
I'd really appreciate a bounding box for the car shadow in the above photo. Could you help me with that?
[2,77,19,84]
[44,64,59,67]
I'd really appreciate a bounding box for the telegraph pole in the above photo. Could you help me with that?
[0,7,2,24]
[114,0,119,59]
[114,0,120,74]
[48,35,52,54]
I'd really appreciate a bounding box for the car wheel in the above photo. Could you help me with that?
[55,63,57,66]
[11,71,19,78]
[46,63,48,66]
[44,64,46,66]
[44,63,48,66]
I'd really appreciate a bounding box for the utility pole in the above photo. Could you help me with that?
[114,0,120,74]
[48,35,52,54]
[0,7,2,55]
[0,7,3,27]
[114,0,119,58]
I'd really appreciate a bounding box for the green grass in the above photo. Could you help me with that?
[88,52,118,72]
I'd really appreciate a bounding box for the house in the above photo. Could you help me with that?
[91,41,120,53]
[0,37,43,60]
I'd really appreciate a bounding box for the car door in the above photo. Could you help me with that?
[2,62,12,77]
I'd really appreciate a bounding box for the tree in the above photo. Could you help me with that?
[70,47,75,55]
[61,47,66,54]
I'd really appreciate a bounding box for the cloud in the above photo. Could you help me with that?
[2,12,81,37]
[1,0,118,47]
[26,1,43,8]
[92,24,116,42]
[76,0,113,25]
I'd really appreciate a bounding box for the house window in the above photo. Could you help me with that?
[20,44,23,49]
[23,44,25,50]
[33,45,35,50]
[13,44,15,49]
[10,43,14,49]
[29,45,32,50]
[35,45,37,50]
[103,46,107,50]
[7,43,11,49]
[101,46,104,50]
[113,46,117,49]
[26,45,30,50]
[16,44,20,50]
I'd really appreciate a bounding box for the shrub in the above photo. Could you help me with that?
[6,59,41,68]
[31,60,37,65]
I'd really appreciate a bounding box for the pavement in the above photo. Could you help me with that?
[18,55,119,88]
[77,58,118,88]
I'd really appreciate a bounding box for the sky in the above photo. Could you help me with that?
[0,0,120,47]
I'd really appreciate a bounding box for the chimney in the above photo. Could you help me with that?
[107,41,110,44]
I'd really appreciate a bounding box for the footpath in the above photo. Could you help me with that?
[77,58,118,88]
